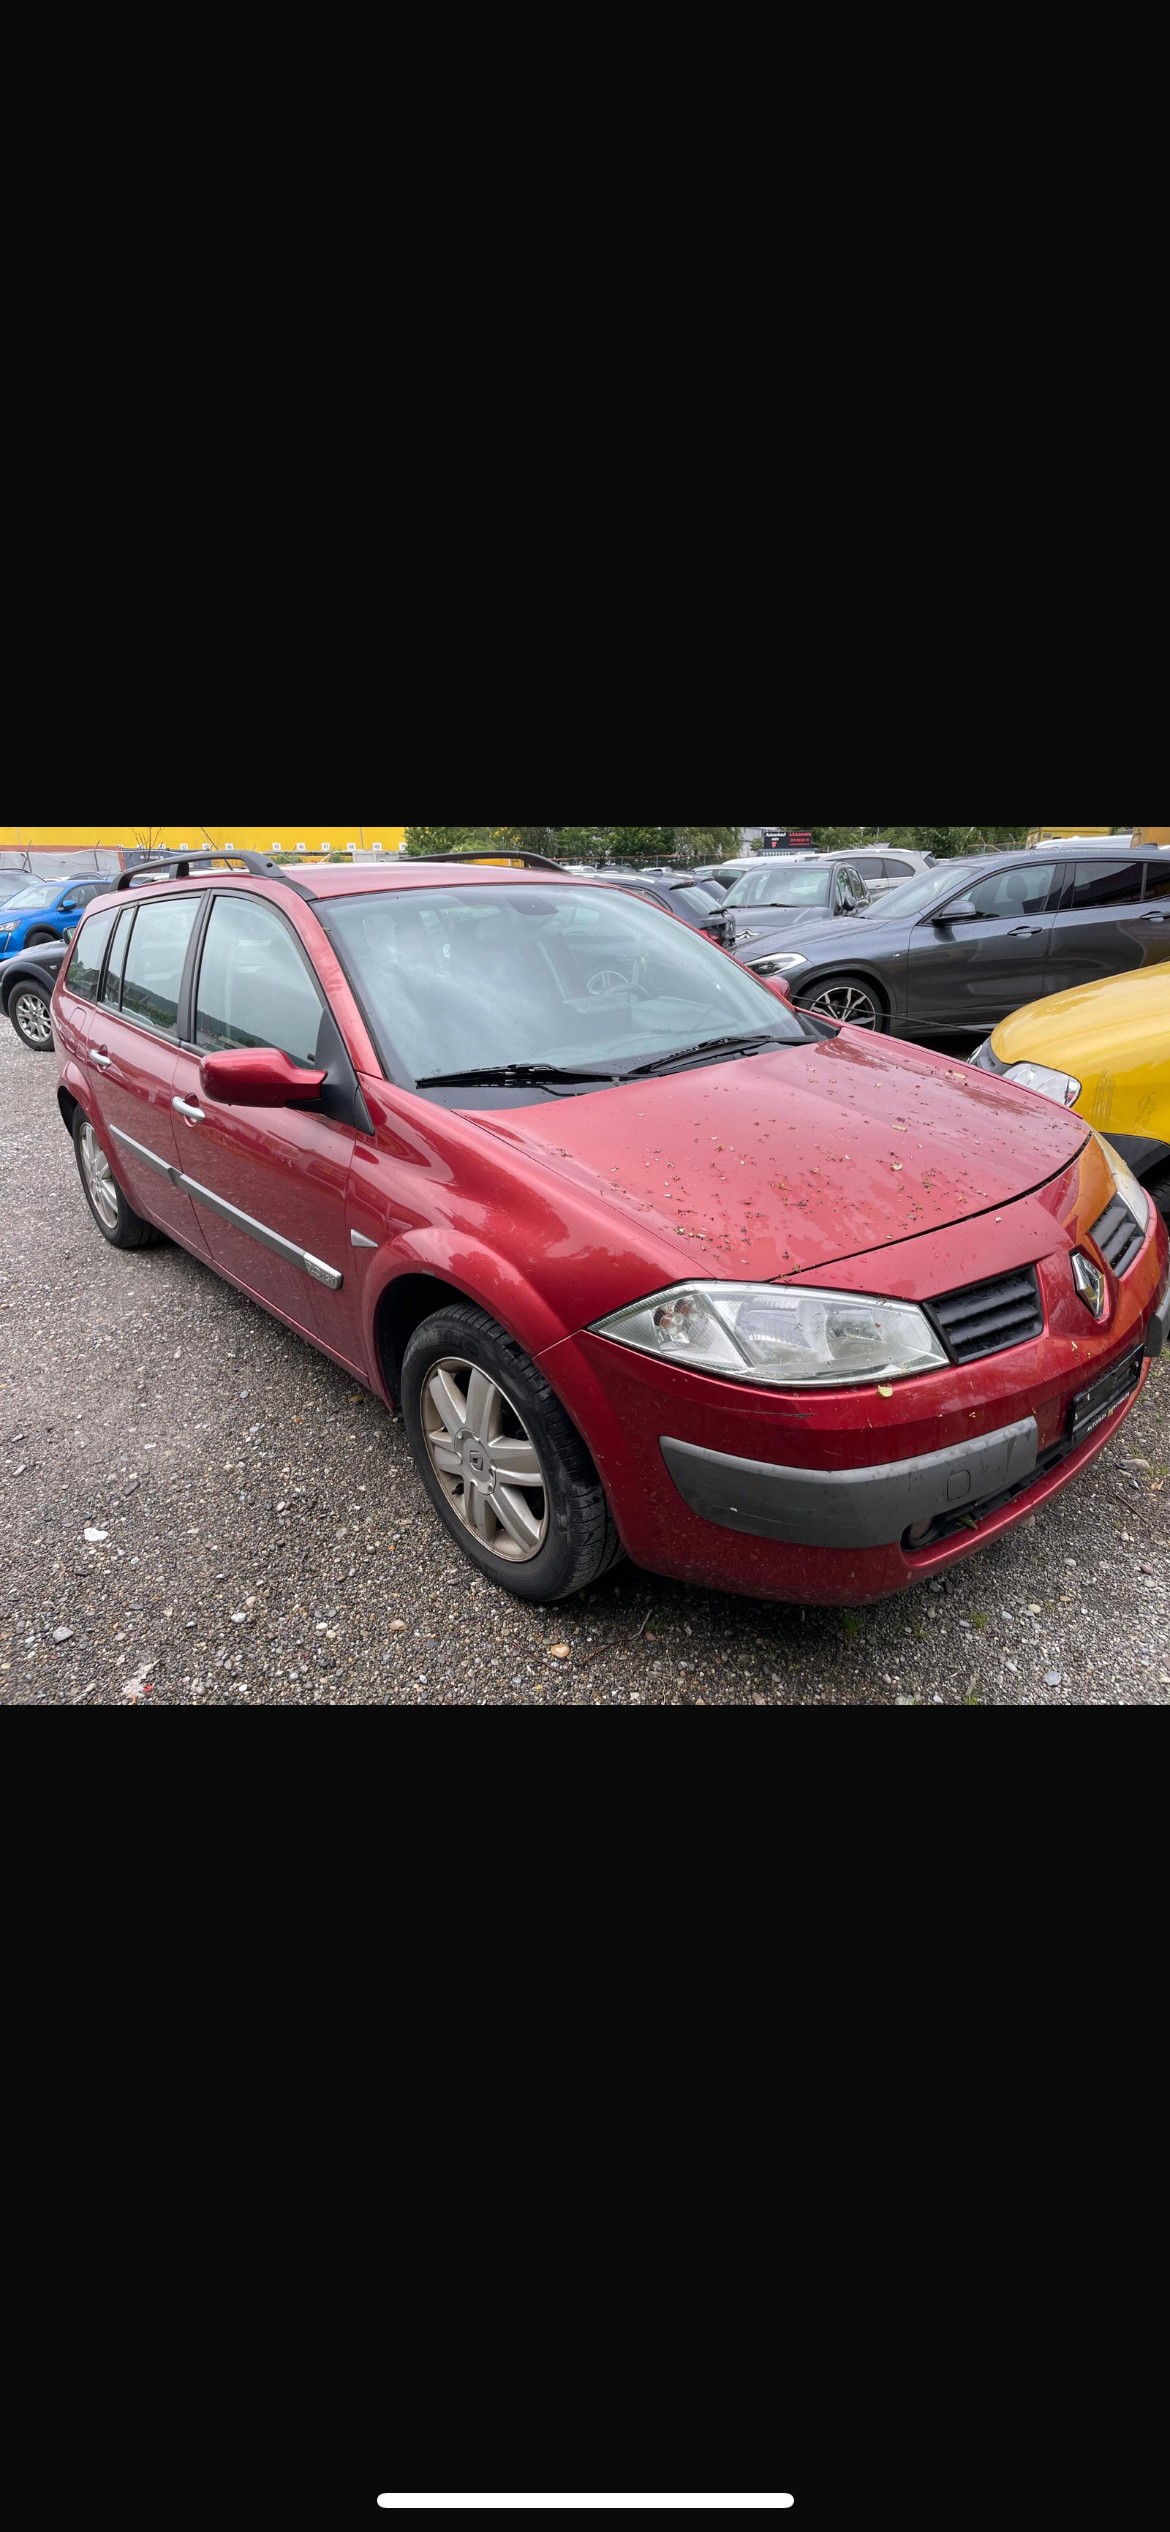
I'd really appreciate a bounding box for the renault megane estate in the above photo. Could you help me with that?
[53,851,1170,1606]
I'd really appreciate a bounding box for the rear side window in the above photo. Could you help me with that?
[1062,860,1144,911]
[195,896,324,1066]
[121,898,201,1038]
[101,907,135,1009]
[65,911,118,1001]
[884,858,914,877]
[1141,861,1170,901]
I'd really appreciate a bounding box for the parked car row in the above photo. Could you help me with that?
[35,847,1168,1617]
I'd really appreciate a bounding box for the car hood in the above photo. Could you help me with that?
[473,1031,1090,1280]
[726,903,839,937]
[991,966,1170,1071]
[733,909,906,960]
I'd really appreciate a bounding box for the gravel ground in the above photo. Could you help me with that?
[2,1018,1168,1709]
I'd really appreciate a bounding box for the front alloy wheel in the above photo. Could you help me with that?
[401,1300,623,1603]
[10,987,53,1050]
[422,1356,550,1563]
[806,977,883,1029]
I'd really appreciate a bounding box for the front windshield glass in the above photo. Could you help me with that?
[864,860,995,918]
[725,866,832,909]
[327,883,807,1086]
[0,885,56,911]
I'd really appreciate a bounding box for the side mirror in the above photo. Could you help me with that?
[936,896,981,922]
[200,1046,327,1108]
[761,975,794,1005]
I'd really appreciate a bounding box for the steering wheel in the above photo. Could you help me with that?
[587,968,654,1001]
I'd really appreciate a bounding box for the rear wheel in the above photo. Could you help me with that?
[72,1113,162,1250]
[804,974,886,1030]
[402,1300,623,1603]
[10,985,54,1051]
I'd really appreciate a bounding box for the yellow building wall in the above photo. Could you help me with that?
[1,825,406,858]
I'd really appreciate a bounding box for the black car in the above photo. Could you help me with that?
[1,937,71,1050]
[731,846,1170,1036]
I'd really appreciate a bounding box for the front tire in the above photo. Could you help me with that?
[401,1300,623,1603]
[803,973,887,1031]
[72,1112,162,1250]
[9,985,54,1051]
[25,929,56,947]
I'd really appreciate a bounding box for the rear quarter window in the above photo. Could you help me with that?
[65,910,119,1001]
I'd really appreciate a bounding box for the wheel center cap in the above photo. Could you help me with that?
[464,1440,489,1478]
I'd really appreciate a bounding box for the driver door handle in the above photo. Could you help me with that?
[1009,925,1043,937]
[173,1096,206,1124]
[90,1048,112,1069]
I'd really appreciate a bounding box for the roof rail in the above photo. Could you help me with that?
[404,850,566,873]
[114,851,322,897]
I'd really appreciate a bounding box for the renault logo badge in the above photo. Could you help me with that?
[1072,1252,1107,1317]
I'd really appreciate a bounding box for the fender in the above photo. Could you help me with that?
[358,1227,576,1408]
[55,1053,107,1146]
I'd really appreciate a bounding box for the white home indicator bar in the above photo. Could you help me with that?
[377,2503,794,2513]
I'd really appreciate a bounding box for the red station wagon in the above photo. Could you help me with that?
[53,852,1170,1607]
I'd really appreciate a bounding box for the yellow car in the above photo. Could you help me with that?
[972,966,1170,1217]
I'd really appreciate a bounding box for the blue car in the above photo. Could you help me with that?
[0,874,110,958]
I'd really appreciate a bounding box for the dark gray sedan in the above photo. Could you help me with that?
[732,846,1170,1036]
[0,936,71,1050]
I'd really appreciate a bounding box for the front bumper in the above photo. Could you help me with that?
[539,1199,1170,1607]
[661,1417,1040,1549]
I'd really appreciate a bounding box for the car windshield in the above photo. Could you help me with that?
[725,866,832,909]
[0,885,57,911]
[327,883,807,1089]
[863,860,996,918]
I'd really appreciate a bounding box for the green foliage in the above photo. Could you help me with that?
[404,827,502,858]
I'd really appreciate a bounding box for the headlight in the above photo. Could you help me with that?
[1003,1061,1082,1107]
[753,953,808,975]
[593,1283,949,1388]
[1094,1133,1152,1239]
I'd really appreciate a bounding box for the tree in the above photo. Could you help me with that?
[404,827,502,858]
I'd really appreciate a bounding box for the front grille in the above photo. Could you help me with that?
[1091,1195,1145,1279]
[928,1267,1044,1364]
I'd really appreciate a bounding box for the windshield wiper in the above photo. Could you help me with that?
[415,1062,619,1090]
[619,1031,787,1080]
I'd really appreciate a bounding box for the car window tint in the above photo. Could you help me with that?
[121,897,200,1037]
[1062,859,1145,911]
[101,907,135,1009]
[196,896,324,1065]
[1142,861,1170,901]
[65,910,118,1001]
[966,864,1058,919]
[885,859,914,877]
[676,886,721,913]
